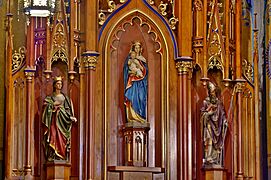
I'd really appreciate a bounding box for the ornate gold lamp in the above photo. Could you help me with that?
[23,0,55,17]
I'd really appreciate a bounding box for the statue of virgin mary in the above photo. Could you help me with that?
[123,41,148,123]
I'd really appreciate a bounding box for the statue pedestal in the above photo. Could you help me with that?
[203,165,227,180]
[108,166,165,180]
[46,161,71,180]
[123,122,150,167]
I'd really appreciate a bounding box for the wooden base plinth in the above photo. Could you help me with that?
[46,161,71,180]
[108,166,165,180]
[123,122,150,167]
[204,166,227,180]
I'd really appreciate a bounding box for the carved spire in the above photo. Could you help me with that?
[50,0,69,64]
[207,0,225,74]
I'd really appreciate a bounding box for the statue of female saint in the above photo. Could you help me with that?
[124,41,148,123]
[201,81,228,166]
[42,76,77,161]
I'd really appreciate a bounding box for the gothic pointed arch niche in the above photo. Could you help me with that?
[97,3,177,178]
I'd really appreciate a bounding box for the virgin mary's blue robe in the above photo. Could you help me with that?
[124,55,148,121]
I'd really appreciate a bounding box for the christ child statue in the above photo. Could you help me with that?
[128,51,144,78]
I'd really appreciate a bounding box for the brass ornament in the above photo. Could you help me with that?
[12,46,26,74]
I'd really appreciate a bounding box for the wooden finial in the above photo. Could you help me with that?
[254,13,257,29]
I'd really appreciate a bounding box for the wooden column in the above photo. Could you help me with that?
[235,0,244,179]
[79,70,85,180]
[175,0,193,178]
[69,0,76,80]
[5,8,13,178]
[235,0,242,80]
[224,0,230,81]
[82,0,98,179]
[24,68,35,179]
[24,16,36,179]
[82,52,99,180]
[253,13,260,180]
[175,59,193,180]
[70,0,75,72]
[202,0,208,80]
[44,16,52,79]
[176,0,192,56]
[235,82,244,179]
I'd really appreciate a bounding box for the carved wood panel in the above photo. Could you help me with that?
[12,75,26,177]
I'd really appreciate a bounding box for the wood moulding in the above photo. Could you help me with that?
[108,166,164,173]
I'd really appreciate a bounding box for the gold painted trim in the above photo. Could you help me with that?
[107,0,116,13]
[147,0,154,5]
[12,47,26,73]
[158,1,168,16]
[242,59,253,83]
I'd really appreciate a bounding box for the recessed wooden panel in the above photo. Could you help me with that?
[122,172,152,180]
[153,173,164,180]
[108,172,120,180]
[106,16,163,168]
